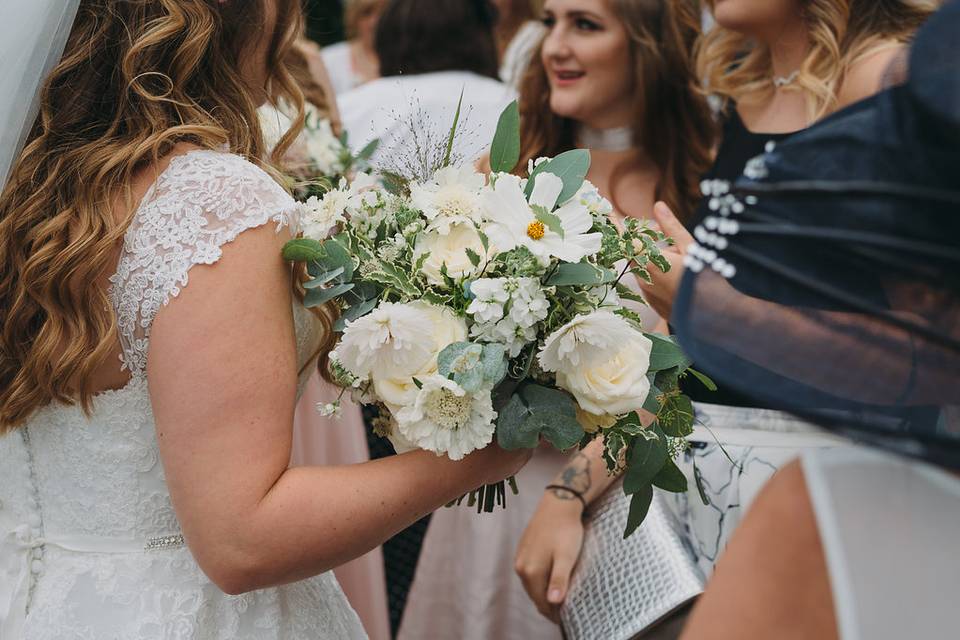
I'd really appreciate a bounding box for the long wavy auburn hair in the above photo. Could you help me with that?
[697,0,939,122]
[515,0,716,221]
[0,0,322,431]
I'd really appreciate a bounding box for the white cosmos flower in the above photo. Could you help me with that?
[481,172,602,263]
[411,166,486,235]
[332,301,437,380]
[539,310,653,415]
[396,375,496,461]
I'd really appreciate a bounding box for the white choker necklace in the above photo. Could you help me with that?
[577,125,634,152]
[773,70,800,88]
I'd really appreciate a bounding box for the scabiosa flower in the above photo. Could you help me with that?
[396,376,497,461]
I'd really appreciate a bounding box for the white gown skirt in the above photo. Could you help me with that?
[802,447,960,640]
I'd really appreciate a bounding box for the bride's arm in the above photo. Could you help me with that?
[148,223,529,595]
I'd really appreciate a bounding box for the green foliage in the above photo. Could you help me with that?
[282,238,324,262]
[652,458,688,493]
[658,394,695,438]
[646,333,692,372]
[545,262,617,287]
[496,384,585,451]
[624,484,654,538]
[525,149,591,205]
[623,422,668,494]
[489,101,521,173]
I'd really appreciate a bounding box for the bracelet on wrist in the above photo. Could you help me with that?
[545,484,587,511]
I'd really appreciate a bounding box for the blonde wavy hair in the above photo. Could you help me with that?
[698,0,939,121]
[0,0,313,431]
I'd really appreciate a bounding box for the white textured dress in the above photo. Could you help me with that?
[0,150,367,639]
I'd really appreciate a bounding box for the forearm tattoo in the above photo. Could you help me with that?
[550,452,592,500]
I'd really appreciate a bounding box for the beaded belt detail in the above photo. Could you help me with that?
[145,534,185,551]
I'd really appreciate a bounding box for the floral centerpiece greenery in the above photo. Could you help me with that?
[282,101,712,536]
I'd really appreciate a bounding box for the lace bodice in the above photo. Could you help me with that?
[0,150,365,639]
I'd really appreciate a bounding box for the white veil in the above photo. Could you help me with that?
[0,0,82,191]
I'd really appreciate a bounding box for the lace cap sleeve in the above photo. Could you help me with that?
[109,150,299,377]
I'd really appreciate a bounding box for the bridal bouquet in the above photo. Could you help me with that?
[283,102,709,535]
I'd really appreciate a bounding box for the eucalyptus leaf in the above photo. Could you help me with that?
[438,342,483,377]
[624,483,654,538]
[525,149,591,205]
[518,384,585,450]
[545,262,617,287]
[304,282,354,307]
[303,267,345,289]
[652,458,688,493]
[489,101,521,173]
[496,394,538,450]
[623,422,667,494]
[322,238,355,281]
[480,344,508,387]
[334,297,379,331]
[282,238,324,262]
[642,385,662,415]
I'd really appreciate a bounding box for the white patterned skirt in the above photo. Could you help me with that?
[667,402,851,578]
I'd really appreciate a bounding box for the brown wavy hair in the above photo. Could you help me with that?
[697,0,938,121]
[516,0,716,220]
[0,0,309,431]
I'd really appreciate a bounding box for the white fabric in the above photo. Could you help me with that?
[321,42,361,96]
[802,447,960,640]
[338,71,516,168]
[668,402,851,578]
[0,0,80,190]
[499,21,546,90]
[0,150,366,639]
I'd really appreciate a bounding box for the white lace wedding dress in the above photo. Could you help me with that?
[0,149,367,639]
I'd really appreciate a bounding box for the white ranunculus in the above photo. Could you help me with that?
[411,166,486,235]
[396,375,497,461]
[299,191,347,240]
[371,303,468,409]
[481,172,603,263]
[539,310,653,415]
[413,222,491,286]
[333,301,437,380]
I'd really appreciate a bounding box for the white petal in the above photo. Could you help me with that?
[555,200,594,235]
[529,172,564,210]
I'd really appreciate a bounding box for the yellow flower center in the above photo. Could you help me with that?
[526,220,546,240]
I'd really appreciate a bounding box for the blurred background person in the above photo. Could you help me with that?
[514,0,936,637]
[401,1,715,639]
[496,0,547,88]
[339,0,514,170]
[322,0,385,95]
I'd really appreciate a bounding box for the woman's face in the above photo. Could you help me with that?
[541,0,634,129]
[711,0,802,41]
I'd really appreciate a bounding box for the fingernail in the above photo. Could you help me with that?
[548,588,563,603]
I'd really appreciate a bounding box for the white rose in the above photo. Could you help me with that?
[372,303,468,409]
[539,310,653,415]
[413,223,492,286]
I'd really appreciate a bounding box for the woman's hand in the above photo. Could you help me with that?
[639,201,693,320]
[514,489,585,623]
[466,441,534,486]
